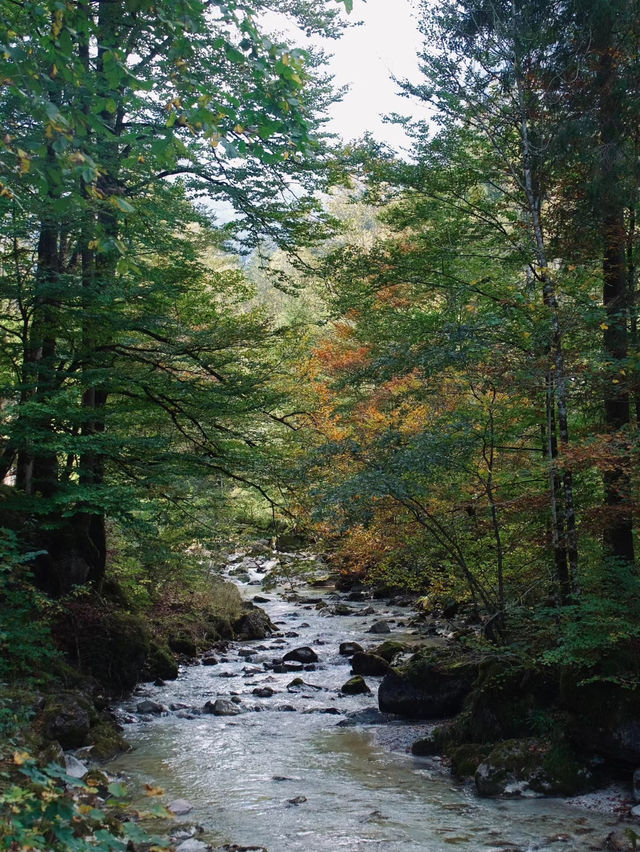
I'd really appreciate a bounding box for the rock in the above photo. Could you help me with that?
[253,595,270,603]
[203,699,241,716]
[351,652,391,677]
[378,648,478,719]
[287,678,323,692]
[283,646,318,664]
[64,754,88,778]
[42,693,92,749]
[339,642,364,657]
[302,707,341,715]
[347,591,366,601]
[233,605,277,640]
[86,720,129,760]
[169,798,194,815]
[368,620,391,634]
[474,738,594,797]
[337,708,388,727]
[169,634,198,657]
[273,662,304,674]
[252,687,276,698]
[288,796,307,805]
[145,641,179,681]
[136,700,164,715]
[176,840,209,852]
[373,640,408,663]
[332,603,356,615]
[341,676,371,695]
[411,735,439,756]
[202,655,218,666]
[631,805,640,818]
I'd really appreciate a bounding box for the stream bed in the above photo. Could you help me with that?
[108,553,625,851]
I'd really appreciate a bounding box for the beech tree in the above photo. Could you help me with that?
[0,0,347,593]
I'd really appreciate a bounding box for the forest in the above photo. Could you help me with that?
[2,0,640,849]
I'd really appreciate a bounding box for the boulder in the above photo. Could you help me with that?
[145,641,179,681]
[203,698,241,716]
[168,798,193,816]
[332,604,356,616]
[136,700,164,715]
[283,646,318,664]
[252,687,276,698]
[351,652,391,677]
[168,634,198,657]
[339,642,364,657]
[474,738,595,798]
[42,693,92,749]
[341,675,371,695]
[562,676,640,766]
[337,708,388,727]
[378,648,478,719]
[373,640,408,663]
[233,606,276,640]
[201,655,218,666]
[368,620,391,634]
[411,735,440,757]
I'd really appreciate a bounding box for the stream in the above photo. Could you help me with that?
[107,552,623,851]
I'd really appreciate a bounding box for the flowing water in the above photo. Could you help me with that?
[108,554,623,851]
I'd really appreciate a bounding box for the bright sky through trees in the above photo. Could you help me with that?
[326,0,425,149]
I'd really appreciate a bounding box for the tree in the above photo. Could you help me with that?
[0,0,347,593]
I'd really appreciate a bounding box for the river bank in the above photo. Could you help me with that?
[102,548,636,851]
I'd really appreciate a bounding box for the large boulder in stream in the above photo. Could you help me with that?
[339,642,364,657]
[233,604,277,640]
[378,648,478,719]
[203,698,241,716]
[351,652,391,677]
[474,738,595,798]
[283,646,318,664]
[341,676,371,695]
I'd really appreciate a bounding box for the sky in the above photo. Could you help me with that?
[324,0,427,150]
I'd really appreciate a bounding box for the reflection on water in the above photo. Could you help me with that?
[108,571,619,851]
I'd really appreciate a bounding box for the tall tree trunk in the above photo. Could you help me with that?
[597,19,635,565]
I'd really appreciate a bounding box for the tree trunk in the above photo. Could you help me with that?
[598,22,635,565]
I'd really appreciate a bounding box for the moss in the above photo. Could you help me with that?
[341,675,371,695]
[144,642,178,681]
[86,721,129,761]
[374,640,408,663]
[448,743,492,779]
[474,737,595,797]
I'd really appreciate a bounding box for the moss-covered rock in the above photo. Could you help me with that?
[41,691,93,749]
[233,605,277,640]
[378,647,478,719]
[54,606,150,695]
[86,720,129,761]
[341,675,371,695]
[450,742,493,779]
[373,640,409,663]
[351,652,391,676]
[561,671,640,766]
[474,738,595,797]
[411,735,441,757]
[167,634,198,657]
[464,658,559,743]
[144,641,178,681]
